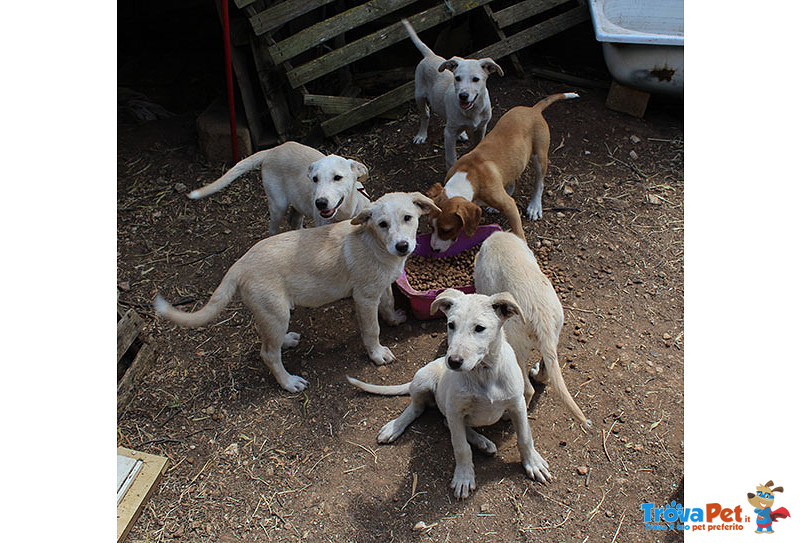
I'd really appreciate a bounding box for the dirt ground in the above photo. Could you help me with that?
[117,75,683,542]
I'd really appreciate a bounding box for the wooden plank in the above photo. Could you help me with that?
[304,94,402,118]
[248,0,337,37]
[117,309,143,363]
[117,342,156,413]
[269,0,419,64]
[320,81,415,137]
[471,5,589,61]
[286,0,494,88]
[482,5,524,77]
[117,447,169,543]
[251,36,295,141]
[492,0,572,29]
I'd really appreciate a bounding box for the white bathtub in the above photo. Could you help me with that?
[587,0,684,95]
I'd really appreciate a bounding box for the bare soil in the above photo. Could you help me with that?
[118,76,683,542]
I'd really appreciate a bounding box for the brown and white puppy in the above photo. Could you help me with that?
[155,192,440,393]
[474,231,592,428]
[426,93,578,252]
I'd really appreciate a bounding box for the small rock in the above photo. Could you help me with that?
[186,456,196,465]
[563,185,574,196]
[662,332,672,340]
[413,521,431,532]
[223,443,239,456]
[480,503,491,513]
[629,150,638,160]
[577,465,589,475]
[630,134,641,144]
[174,182,188,193]
[606,510,614,518]
[117,281,130,291]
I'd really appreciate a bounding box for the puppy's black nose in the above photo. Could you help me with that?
[315,198,328,210]
[458,92,469,101]
[447,355,463,370]
[395,241,409,254]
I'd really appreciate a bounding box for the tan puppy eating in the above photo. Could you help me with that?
[426,93,578,252]
[155,192,440,393]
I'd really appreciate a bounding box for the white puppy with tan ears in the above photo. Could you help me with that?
[402,19,504,170]
[348,289,551,499]
[474,231,592,428]
[155,192,440,393]
[188,141,370,235]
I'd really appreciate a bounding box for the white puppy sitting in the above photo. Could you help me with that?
[348,289,551,499]
[189,141,370,235]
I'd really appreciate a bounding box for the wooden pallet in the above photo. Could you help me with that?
[234,0,589,140]
[117,447,169,543]
[117,306,157,414]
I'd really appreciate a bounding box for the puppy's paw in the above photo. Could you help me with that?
[412,134,427,144]
[526,202,543,221]
[523,451,551,483]
[280,374,309,393]
[370,346,396,365]
[377,419,405,443]
[451,467,476,499]
[282,332,301,348]
[472,434,497,456]
[384,309,407,326]
[458,131,469,142]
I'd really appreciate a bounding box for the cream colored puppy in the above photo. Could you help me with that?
[474,232,591,428]
[155,192,440,393]
[189,141,370,235]
[348,289,551,499]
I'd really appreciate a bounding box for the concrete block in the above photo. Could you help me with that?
[605,80,650,118]
[196,101,252,165]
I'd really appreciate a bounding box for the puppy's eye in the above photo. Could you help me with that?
[455,76,461,82]
[472,77,480,82]
[448,322,455,330]
[403,215,411,222]
[378,221,388,228]
[312,176,318,183]
[475,325,485,333]
[333,175,342,181]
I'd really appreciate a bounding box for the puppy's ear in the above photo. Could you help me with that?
[411,192,441,218]
[456,201,482,237]
[490,292,523,323]
[766,480,774,488]
[480,58,504,77]
[773,486,784,493]
[351,207,372,225]
[747,493,756,499]
[438,58,460,73]
[430,288,465,316]
[349,160,369,182]
[426,182,444,199]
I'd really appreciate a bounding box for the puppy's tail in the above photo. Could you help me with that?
[402,19,435,58]
[346,376,411,396]
[541,342,593,430]
[188,149,274,199]
[154,267,239,328]
[532,92,580,113]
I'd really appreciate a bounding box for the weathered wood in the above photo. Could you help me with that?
[269,0,419,64]
[482,5,524,77]
[117,447,168,543]
[117,342,156,413]
[320,81,415,136]
[251,36,295,141]
[492,0,572,29]
[472,5,589,61]
[247,0,337,36]
[117,309,143,363]
[286,0,494,88]
[527,66,611,89]
[304,94,402,118]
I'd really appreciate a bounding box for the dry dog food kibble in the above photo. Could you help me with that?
[405,246,480,292]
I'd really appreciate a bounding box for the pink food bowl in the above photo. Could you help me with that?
[396,224,502,320]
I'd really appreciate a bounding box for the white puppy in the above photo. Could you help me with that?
[348,289,551,499]
[402,19,504,170]
[474,232,592,428]
[189,141,370,235]
[155,192,440,393]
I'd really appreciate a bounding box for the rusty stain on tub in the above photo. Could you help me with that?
[650,66,676,82]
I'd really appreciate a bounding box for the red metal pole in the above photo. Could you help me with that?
[220,0,237,163]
